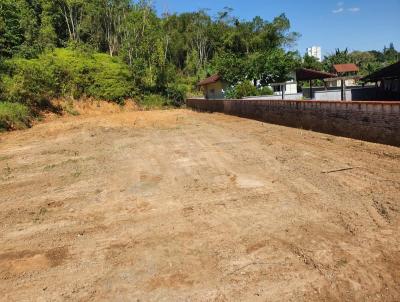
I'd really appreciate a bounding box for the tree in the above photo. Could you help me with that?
[99,0,130,56]
[57,0,86,42]
[37,0,59,50]
[187,11,212,72]
[349,51,379,76]
[211,52,248,85]
[323,48,351,72]
[0,2,310,107]
[383,42,399,63]
[0,1,24,58]
[302,54,323,71]
[248,49,300,86]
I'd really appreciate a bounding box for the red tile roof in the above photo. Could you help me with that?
[334,64,359,73]
[198,74,221,86]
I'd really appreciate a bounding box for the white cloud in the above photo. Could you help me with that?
[332,3,361,14]
[332,7,344,14]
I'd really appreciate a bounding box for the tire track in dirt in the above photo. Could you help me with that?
[1,110,399,301]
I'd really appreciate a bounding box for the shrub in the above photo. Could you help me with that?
[1,48,136,107]
[50,49,136,103]
[165,84,187,107]
[258,86,273,96]
[87,53,135,103]
[226,82,274,99]
[2,58,60,108]
[139,94,169,110]
[227,81,257,99]
[0,101,31,131]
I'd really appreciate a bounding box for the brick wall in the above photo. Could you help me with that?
[186,98,400,146]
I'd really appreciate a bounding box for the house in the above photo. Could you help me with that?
[267,72,299,97]
[269,81,298,96]
[327,63,360,87]
[197,75,228,99]
[268,79,298,96]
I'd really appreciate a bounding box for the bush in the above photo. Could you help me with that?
[226,81,257,99]
[139,94,169,110]
[1,48,136,107]
[165,84,187,107]
[258,86,273,96]
[50,49,136,103]
[226,82,274,99]
[1,58,60,108]
[0,101,31,131]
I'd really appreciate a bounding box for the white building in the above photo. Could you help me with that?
[267,72,299,97]
[306,46,322,62]
[269,79,298,96]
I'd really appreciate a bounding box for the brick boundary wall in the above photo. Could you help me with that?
[186,98,400,147]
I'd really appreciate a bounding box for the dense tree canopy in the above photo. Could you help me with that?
[0,1,301,80]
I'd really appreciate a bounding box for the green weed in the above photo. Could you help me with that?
[0,102,31,130]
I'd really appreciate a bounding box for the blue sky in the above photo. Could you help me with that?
[154,0,400,56]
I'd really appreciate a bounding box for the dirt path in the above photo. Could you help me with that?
[1,109,399,301]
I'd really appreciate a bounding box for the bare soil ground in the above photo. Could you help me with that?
[1,109,400,301]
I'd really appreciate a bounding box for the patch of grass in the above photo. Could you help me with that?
[41,149,79,156]
[33,207,48,223]
[0,102,31,131]
[43,156,93,172]
[336,259,348,268]
[64,105,80,116]
[43,164,57,171]
[4,163,12,174]
[139,94,170,110]
[43,159,78,171]
[62,100,80,116]
[72,168,82,178]
[2,163,15,181]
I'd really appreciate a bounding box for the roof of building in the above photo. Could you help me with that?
[296,68,336,81]
[333,63,359,73]
[362,61,400,82]
[197,74,222,86]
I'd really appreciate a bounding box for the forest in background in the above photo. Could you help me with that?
[0,0,399,130]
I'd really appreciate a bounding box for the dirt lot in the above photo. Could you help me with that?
[1,109,400,301]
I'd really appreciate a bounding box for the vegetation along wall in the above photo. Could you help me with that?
[186,98,400,146]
